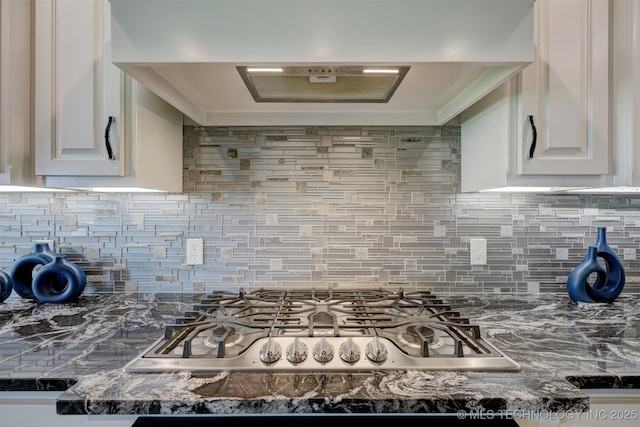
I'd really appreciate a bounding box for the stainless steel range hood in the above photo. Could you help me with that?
[108,0,534,126]
[237,66,410,103]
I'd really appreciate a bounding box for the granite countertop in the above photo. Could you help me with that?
[1,290,639,417]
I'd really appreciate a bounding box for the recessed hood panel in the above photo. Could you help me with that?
[108,0,534,126]
[237,66,410,103]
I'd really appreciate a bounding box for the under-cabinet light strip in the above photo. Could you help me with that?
[246,68,283,73]
[362,69,400,74]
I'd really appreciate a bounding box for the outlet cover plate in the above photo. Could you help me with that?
[470,238,487,265]
[187,238,204,265]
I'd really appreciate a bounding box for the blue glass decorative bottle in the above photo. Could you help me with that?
[32,255,87,303]
[570,227,626,303]
[567,246,608,303]
[10,243,60,299]
[0,270,13,302]
[589,227,625,302]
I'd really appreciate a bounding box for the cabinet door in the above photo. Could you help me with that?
[519,0,610,175]
[0,0,37,186]
[35,0,124,176]
[611,0,640,188]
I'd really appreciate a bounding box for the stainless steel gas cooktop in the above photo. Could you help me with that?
[123,288,521,373]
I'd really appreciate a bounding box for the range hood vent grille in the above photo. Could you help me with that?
[237,66,410,103]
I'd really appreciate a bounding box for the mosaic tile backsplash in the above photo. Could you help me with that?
[1,125,640,294]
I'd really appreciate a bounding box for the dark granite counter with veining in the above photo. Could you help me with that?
[1,290,639,417]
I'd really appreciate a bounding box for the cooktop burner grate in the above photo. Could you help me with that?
[123,288,521,373]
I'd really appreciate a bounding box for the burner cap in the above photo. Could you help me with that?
[309,311,335,326]
[203,324,245,350]
[401,325,436,345]
[207,325,240,344]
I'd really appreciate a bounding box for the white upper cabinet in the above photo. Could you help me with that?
[35,0,122,177]
[0,0,42,189]
[604,0,640,191]
[34,0,183,192]
[461,0,611,192]
[519,0,610,176]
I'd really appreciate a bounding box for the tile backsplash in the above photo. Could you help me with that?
[1,125,639,294]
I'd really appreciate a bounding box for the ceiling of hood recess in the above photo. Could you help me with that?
[108,0,534,126]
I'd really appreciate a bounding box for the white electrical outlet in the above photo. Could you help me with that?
[186,238,204,265]
[470,238,487,265]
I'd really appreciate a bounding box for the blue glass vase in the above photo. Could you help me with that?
[0,270,13,302]
[587,227,625,302]
[32,255,87,303]
[571,227,626,303]
[31,242,58,260]
[567,246,608,303]
[10,243,64,299]
[10,243,60,299]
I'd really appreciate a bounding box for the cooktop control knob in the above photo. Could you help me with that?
[286,338,308,363]
[365,337,388,363]
[259,338,282,364]
[312,337,334,363]
[339,337,361,363]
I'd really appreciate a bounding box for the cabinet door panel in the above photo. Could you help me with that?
[0,0,35,186]
[519,0,609,175]
[35,0,123,176]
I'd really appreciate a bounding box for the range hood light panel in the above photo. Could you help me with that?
[237,66,410,103]
[246,67,284,73]
[362,69,400,74]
